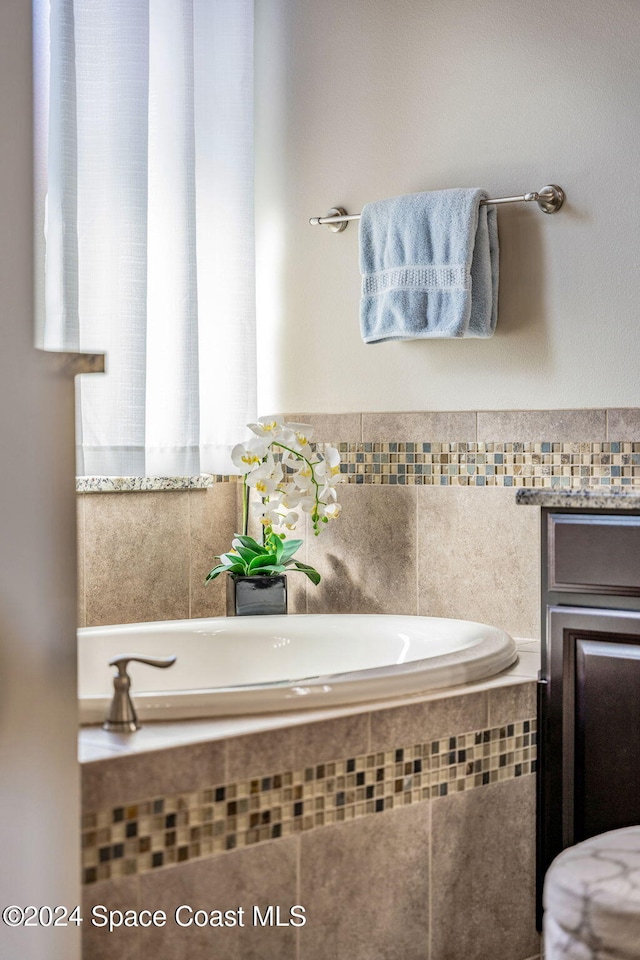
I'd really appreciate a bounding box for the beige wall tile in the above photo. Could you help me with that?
[488,681,537,727]
[292,714,369,769]
[282,412,362,442]
[77,494,86,628]
[299,804,430,960]
[477,409,606,441]
[281,508,308,614]
[190,484,239,619]
[287,577,308,614]
[417,487,540,639]
[430,776,539,960]
[82,740,226,811]
[82,877,139,960]
[306,484,418,615]
[607,407,640,438]
[362,411,476,442]
[227,728,298,782]
[84,492,190,626]
[139,838,298,960]
[370,691,488,754]
[226,713,368,783]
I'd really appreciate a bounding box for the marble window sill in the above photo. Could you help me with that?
[76,475,219,493]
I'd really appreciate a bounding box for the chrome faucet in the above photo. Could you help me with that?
[103,654,177,733]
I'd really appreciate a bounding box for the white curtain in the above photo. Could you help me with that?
[42,0,256,476]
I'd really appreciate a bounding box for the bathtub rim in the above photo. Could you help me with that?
[78,613,519,724]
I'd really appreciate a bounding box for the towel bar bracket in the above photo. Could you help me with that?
[309,207,350,232]
[309,184,565,230]
[534,184,565,214]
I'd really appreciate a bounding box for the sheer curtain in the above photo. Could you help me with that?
[41,0,256,476]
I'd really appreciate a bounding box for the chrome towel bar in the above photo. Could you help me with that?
[310,184,565,232]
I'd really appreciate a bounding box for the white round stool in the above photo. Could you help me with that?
[544,827,640,960]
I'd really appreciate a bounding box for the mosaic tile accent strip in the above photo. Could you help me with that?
[333,441,640,487]
[81,717,536,885]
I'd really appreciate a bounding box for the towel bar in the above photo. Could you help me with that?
[310,184,565,231]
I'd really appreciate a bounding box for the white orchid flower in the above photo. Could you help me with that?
[280,421,314,455]
[292,462,315,492]
[278,487,302,509]
[250,499,283,527]
[231,437,269,473]
[246,457,283,498]
[281,511,300,530]
[283,421,313,444]
[278,450,302,476]
[315,445,342,480]
[231,420,344,546]
[247,416,284,440]
[318,482,338,503]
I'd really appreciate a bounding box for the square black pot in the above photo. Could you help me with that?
[227,574,288,616]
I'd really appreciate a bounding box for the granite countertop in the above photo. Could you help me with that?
[76,475,216,492]
[516,488,640,509]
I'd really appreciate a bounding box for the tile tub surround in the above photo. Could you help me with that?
[303,484,541,639]
[80,678,539,960]
[77,407,640,633]
[77,484,238,627]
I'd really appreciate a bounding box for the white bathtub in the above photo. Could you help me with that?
[78,614,517,724]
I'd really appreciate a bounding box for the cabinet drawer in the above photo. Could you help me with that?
[548,514,640,595]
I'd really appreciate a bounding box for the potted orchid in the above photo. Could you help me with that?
[206,417,344,616]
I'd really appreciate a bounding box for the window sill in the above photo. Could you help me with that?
[75,475,234,493]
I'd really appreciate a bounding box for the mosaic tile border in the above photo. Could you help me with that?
[76,441,640,491]
[81,717,536,885]
[333,441,640,487]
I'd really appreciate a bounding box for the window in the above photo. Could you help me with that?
[35,0,256,476]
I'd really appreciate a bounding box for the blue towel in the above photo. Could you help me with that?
[359,188,499,342]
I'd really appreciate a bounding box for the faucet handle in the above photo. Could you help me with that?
[103,654,177,733]
[108,654,177,675]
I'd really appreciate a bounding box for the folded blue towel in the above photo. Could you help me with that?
[359,188,499,342]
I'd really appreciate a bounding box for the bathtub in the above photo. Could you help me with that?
[78,614,518,724]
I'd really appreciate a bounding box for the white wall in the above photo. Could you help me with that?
[255,0,640,414]
[0,3,81,957]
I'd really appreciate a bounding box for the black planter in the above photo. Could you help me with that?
[227,574,288,617]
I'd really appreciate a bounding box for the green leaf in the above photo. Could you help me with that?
[248,553,283,572]
[280,538,303,562]
[266,532,284,563]
[250,563,286,575]
[205,561,245,582]
[205,563,228,581]
[234,534,264,554]
[291,561,321,586]
[232,542,262,564]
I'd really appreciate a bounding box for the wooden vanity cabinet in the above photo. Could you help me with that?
[538,509,640,925]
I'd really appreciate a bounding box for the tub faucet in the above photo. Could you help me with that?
[103,654,177,733]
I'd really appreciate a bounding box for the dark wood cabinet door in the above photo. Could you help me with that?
[574,634,640,840]
[545,607,640,858]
